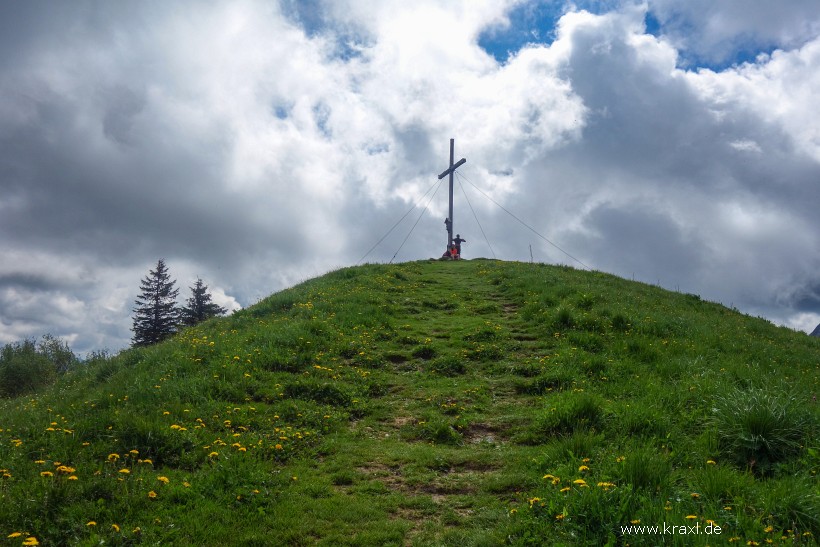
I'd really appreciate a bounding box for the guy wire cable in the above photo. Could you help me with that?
[389,177,444,264]
[357,177,442,264]
[456,169,591,270]
[456,173,496,259]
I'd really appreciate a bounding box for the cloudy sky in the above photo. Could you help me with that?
[2,0,820,354]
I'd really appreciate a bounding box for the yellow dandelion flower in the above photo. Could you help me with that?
[555,514,564,520]
[208,451,219,458]
[68,475,78,480]
[34,460,45,464]
[573,479,587,485]
[764,526,774,533]
[183,481,191,487]
[86,521,96,527]
[141,459,153,465]
[107,453,119,462]
[578,465,589,472]
[111,524,120,533]
[157,476,169,484]
[274,444,283,450]
[22,537,39,546]
[631,519,641,524]
[691,492,700,499]
[706,460,716,465]
[129,450,139,456]
[148,490,157,498]
[560,486,571,493]
[542,474,555,480]
[118,468,130,474]
[686,515,697,520]
[238,447,247,452]
[40,471,53,477]
[8,533,22,538]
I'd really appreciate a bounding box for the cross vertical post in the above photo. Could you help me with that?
[438,138,466,256]
[448,139,454,248]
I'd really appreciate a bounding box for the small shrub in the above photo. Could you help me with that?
[38,334,78,373]
[0,339,57,398]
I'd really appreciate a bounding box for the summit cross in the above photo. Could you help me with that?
[437,138,466,254]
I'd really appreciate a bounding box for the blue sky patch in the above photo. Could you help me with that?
[478,0,624,63]
[478,1,564,63]
[643,10,661,38]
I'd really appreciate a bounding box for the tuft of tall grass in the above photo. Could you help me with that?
[762,478,820,538]
[618,445,672,494]
[711,388,814,473]
[520,392,606,444]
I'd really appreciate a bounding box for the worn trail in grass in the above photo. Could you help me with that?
[297,261,538,545]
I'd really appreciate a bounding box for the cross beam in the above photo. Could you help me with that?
[437,138,466,252]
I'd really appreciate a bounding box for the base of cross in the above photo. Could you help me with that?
[441,248,461,260]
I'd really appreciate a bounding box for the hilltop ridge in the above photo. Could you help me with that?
[1,260,818,545]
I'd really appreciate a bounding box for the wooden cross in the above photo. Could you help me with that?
[437,138,466,253]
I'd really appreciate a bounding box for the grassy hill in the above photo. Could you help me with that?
[1,259,818,546]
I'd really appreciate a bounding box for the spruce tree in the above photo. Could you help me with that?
[180,278,227,326]
[132,259,180,347]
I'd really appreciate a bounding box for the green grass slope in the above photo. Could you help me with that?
[1,260,819,546]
